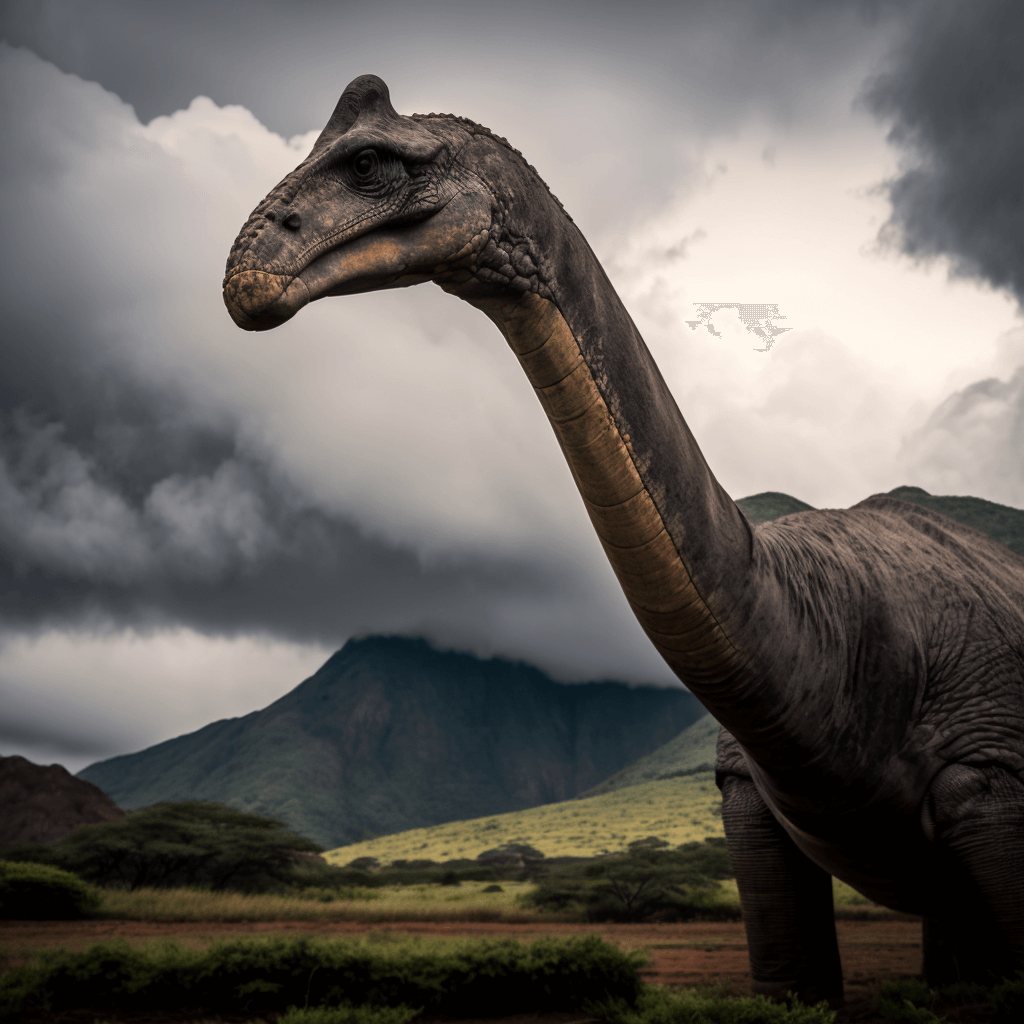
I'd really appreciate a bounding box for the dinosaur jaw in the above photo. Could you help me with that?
[223,271,310,330]
[224,193,490,332]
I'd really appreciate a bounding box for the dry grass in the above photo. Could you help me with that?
[95,880,559,923]
[32,878,874,929]
[325,774,724,866]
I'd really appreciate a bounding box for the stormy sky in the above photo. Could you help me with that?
[1,0,1022,772]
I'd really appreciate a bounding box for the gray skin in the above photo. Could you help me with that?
[224,76,1024,1002]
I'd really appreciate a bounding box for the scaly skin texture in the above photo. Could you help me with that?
[224,76,1024,999]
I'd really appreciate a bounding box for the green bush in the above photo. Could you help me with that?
[877,974,1024,1024]
[0,860,99,920]
[0,934,644,1017]
[589,984,835,1024]
[0,842,63,866]
[278,1005,420,1024]
[991,974,1024,1024]
[58,801,321,892]
[527,838,736,922]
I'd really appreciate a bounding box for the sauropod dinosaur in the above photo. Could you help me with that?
[224,75,1024,1001]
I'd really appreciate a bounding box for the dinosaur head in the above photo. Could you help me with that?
[223,75,494,331]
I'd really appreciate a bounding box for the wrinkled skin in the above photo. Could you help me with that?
[226,76,1024,1002]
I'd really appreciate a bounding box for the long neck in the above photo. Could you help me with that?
[450,215,757,699]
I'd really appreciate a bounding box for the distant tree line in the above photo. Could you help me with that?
[2,801,321,893]
[2,804,737,924]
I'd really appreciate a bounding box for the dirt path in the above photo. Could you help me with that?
[0,918,948,1024]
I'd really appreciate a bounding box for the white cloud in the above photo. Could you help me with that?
[606,110,1022,509]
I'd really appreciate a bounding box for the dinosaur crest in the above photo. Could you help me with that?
[309,74,443,168]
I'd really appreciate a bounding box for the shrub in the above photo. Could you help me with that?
[991,974,1024,1024]
[0,860,99,920]
[0,843,62,866]
[589,984,835,1024]
[0,934,645,1017]
[279,1006,420,1024]
[345,857,381,871]
[877,974,1024,1024]
[58,801,321,891]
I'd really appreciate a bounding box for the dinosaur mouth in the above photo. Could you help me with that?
[224,196,491,331]
[223,270,310,331]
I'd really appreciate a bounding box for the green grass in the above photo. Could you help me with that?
[325,774,724,866]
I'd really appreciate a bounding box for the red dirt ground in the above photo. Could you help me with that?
[0,917,994,1024]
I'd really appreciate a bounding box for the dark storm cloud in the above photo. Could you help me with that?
[0,715,120,758]
[1,0,908,239]
[865,0,1024,306]
[1,0,901,131]
[0,406,569,648]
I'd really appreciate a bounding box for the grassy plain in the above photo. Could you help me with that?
[74,877,873,924]
[93,880,547,923]
[325,774,724,865]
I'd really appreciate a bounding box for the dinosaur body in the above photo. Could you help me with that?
[224,76,1024,1001]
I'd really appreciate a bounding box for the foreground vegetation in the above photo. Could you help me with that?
[325,774,724,865]
[874,976,1024,1024]
[0,932,847,1024]
[595,985,835,1024]
[0,933,644,1018]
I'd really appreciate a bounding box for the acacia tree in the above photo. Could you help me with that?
[528,838,734,922]
[59,802,321,891]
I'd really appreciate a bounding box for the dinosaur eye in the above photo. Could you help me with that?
[352,149,379,180]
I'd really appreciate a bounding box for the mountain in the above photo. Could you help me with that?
[735,491,815,524]
[1,755,124,846]
[579,712,720,797]
[78,636,702,848]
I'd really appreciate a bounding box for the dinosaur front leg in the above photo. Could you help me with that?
[922,763,1024,986]
[718,731,844,1006]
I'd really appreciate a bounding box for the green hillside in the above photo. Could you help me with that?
[78,636,702,848]
[580,713,719,797]
[325,772,723,864]
[736,491,815,524]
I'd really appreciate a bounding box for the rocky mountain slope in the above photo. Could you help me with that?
[1,754,124,846]
[78,636,701,848]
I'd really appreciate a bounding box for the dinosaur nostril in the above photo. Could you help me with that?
[265,211,276,222]
[283,212,302,231]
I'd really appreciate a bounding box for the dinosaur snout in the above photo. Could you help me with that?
[223,270,310,331]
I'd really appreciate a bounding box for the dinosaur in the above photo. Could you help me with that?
[223,76,1024,1002]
